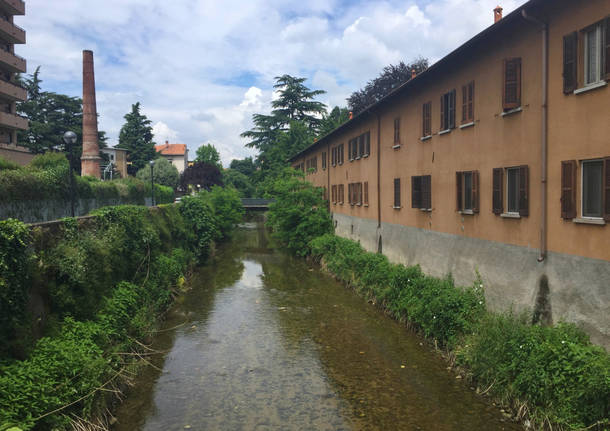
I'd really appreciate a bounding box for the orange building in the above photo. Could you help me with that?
[290,0,610,348]
[155,141,189,174]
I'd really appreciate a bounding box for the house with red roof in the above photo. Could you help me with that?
[155,141,189,174]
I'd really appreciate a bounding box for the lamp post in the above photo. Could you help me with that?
[149,160,155,206]
[62,131,78,217]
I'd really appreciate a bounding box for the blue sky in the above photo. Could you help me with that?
[18,0,522,166]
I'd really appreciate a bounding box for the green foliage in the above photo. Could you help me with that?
[136,157,179,189]
[0,157,22,171]
[318,106,350,137]
[265,169,332,256]
[199,186,244,239]
[29,152,69,172]
[457,313,610,430]
[116,102,156,175]
[0,219,32,355]
[229,157,256,177]
[222,169,255,198]
[195,143,222,168]
[179,195,219,262]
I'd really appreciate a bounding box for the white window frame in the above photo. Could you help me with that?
[581,159,604,219]
[506,167,520,215]
[584,23,604,86]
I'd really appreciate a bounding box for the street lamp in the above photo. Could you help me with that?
[62,131,78,217]
[149,160,155,206]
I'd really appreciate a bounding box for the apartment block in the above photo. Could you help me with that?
[0,0,26,145]
[290,0,610,348]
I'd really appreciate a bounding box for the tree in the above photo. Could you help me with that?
[347,58,429,115]
[195,143,221,168]
[270,75,327,131]
[17,67,108,173]
[180,162,223,192]
[229,156,256,178]
[117,102,156,175]
[318,106,350,137]
[223,169,255,198]
[135,157,179,189]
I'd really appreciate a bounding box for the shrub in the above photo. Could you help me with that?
[179,195,219,261]
[136,157,179,189]
[199,185,244,239]
[0,156,22,171]
[266,169,333,256]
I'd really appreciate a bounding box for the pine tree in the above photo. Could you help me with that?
[117,102,156,175]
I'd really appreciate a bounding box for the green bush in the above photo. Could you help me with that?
[266,168,333,256]
[179,195,219,262]
[199,185,244,239]
[0,156,22,171]
[135,157,179,189]
[457,313,610,430]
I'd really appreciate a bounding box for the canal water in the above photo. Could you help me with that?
[113,222,522,431]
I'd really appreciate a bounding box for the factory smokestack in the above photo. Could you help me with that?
[81,50,101,178]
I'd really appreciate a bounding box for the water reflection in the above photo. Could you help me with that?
[114,224,521,431]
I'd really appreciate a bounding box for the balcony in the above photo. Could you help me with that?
[0,78,25,101]
[0,0,25,16]
[0,110,27,130]
[0,48,25,72]
[0,18,25,44]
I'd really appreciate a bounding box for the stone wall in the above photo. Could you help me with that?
[332,212,610,350]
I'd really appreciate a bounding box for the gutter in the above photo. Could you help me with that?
[521,9,548,262]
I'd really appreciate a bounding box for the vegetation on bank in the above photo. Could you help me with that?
[0,153,173,204]
[266,172,610,431]
[0,187,243,430]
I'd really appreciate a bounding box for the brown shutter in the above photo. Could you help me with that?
[563,32,578,94]
[503,58,521,110]
[440,95,445,130]
[518,165,529,217]
[359,183,363,205]
[468,81,474,122]
[394,118,400,143]
[394,178,401,208]
[472,170,479,213]
[411,176,421,208]
[493,168,503,214]
[604,158,610,221]
[422,175,432,210]
[456,172,463,211]
[561,160,577,219]
[605,17,610,80]
[365,132,370,155]
[364,182,368,205]
[422,103,426,136]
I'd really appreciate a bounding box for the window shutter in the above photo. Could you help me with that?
[422,175,432,210]
[461,86,467,124]
[560,160,577,219]
[394,118,400,143]
[440,95,446,130]
[394,178,401,208]
[605,17,610,80]
[359,183,363,205]
[604,158,610,221]
[365,132,370,156]
[422,103,426,136]
[503,58,521,110]
[364,182,368,205]
[449,89,456,129]
[411,176,420,208]
[518,165,529,217]
[563,32,578,94]
[472,170,479,213]
[468,81,474,122]
[456,172,463,211]
[492,168,503,214]
[359,135,364,157]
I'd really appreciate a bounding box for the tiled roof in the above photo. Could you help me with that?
[155,142,187,156]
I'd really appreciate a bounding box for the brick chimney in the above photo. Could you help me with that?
[411,68,417,79]
[81,50,101,178]
[349,111,353,120]
[494,5,503,23]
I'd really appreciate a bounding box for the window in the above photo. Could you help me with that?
[338,184,344,204]
[331,185,337,204]
[393,178,401,208]
[582,160,604,217]
[322,151,327,170]
[338,144,344,165]
[456,171,479,212]
[364,182,369,206]
[440,90,456,131]
[584,23,604,85]
[358,135,364,158]
[422,102,431,137]
[411,175,431,210]
[394,117,400,144]
[364,132,370,156]
[503,58,521,111]
[493,166,528,216]
[331,147,337,167]
[461,81,474,124]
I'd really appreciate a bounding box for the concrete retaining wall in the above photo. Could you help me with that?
[332,212,610,350]
[0,197,153,224]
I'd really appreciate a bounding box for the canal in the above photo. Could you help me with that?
[114,222,522,430]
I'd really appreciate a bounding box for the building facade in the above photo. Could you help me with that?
[0,0,26,145]
[100,147,128,178]
[155,141,188,173]
[290,0,610,348]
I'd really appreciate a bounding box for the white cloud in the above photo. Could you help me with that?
[152,121,179,145]
[19,0,525,166]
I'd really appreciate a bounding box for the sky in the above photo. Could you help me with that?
[18,0,523,167]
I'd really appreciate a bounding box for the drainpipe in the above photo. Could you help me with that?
[522,9,548,262]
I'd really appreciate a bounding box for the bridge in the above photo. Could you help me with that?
[241,198,275,210]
